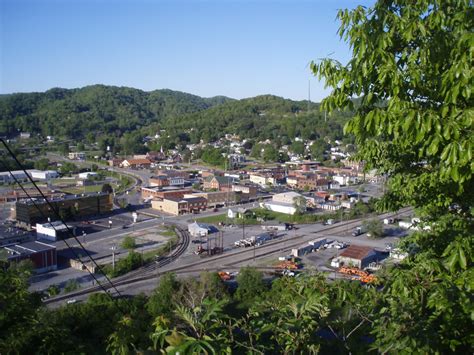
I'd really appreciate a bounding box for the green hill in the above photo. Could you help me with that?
[0,85,233,139]
[0,85,353,149]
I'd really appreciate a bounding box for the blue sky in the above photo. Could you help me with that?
[0,0,374,101]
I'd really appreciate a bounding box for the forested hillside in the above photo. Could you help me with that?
[0,85,233,139]
[160,95,353,144]
[0,86,352,147]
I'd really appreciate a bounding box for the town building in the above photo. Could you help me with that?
[190,191,237,207]
[15,193,113,228]
[149,176,170,187]
[231,184,257,199]
[151,196,207,215]
[36,221,75,242]
[2,241,57,273]
[141,187,192,201]
[203,175,236,191]
[188,222,219,237]
[0,170,29,185]
[30,170,59,181]
[78,172,99,180]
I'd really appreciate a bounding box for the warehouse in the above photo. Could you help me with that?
[2,241,57,273]
[338,245,376,269]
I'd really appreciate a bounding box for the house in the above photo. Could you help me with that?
[228,209,237,219]
[203,176,236,191]
[20,132,31,139]
[68,152,86,160]
[108,158,123,167]
[188,222,219,237]
[120,158,152,169]
[146,151,166,162]
[2,241,57,273]
[338,245,376,269]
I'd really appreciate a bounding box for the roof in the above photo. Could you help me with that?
[339,245,374,260]
[37,221,69,231]
[123,158,151,164]
[211,175,234,185]
[188,222,219,234]
[3,241,56,257]
[273,191,302,199]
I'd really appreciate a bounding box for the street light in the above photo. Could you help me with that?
[82,231,87,243]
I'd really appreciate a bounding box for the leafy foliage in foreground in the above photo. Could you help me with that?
[312,0,473,352]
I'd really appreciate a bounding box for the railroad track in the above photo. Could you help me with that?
[45,207,412,304]
[44,225,190,304]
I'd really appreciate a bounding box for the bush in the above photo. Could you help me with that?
[64,279,79,293]
[121,236,136,250]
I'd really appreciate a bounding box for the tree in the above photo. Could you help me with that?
[235,267,267,306]
[310,138,329,161]
[146,273,180,318]
[101,183,114,194]
[293,196,307,215]
[77,142,85,151]
[363,218,383,239]
[312,0,473,352]
[34,158,50,170]
[59,162,78,175]
[64,279,79,293]
[290,141,305,155]
[60,142,69,155]
[262,145,279,163]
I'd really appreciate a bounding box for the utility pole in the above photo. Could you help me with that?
[111,243,117,271]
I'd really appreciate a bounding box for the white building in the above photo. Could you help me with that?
[30,170,59,181]
[332,175,358,186]
[188,222,219,237]
[36,221,74,241]
[249,174,276,187]
[272,192,303,205]
[261,201,297,215]
[78,172,99,180]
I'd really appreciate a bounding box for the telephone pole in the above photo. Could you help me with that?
[111,244,117,271]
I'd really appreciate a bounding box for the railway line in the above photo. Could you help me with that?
[44,207,412,305]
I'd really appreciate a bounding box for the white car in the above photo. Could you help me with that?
[66,299,77,305]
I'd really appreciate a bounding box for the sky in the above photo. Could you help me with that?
[0,0,374,101]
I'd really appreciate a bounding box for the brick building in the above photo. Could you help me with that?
[3,241,57,273]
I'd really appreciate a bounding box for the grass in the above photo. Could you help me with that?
[195,214,260,226]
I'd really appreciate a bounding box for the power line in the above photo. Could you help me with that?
[0,139,130,314]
